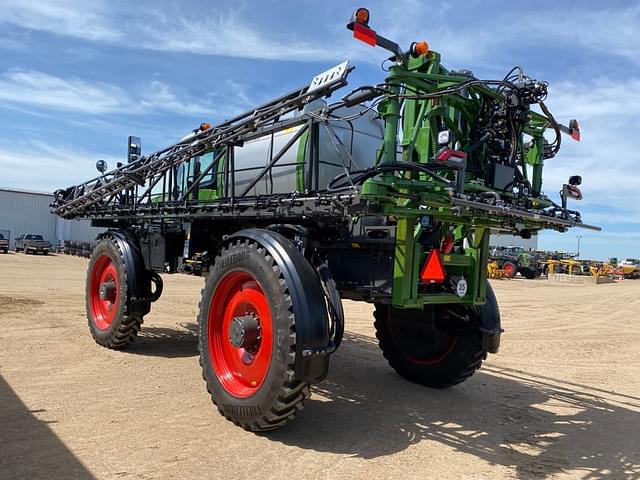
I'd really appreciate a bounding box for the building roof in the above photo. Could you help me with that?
[0,186,54,197]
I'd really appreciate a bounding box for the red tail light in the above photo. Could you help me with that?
[440,233,454,254]
[353,23,377,46]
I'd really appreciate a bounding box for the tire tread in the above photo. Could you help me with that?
[198,239,308,431]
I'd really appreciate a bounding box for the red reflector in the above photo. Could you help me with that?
[571,129,581,142]
[420,249,446,284]
[436,148,467,162]
[567,185,583,200]
[353,23,377,46]
[441,234,454,254]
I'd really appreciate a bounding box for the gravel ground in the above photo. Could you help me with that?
[1,252,639,479]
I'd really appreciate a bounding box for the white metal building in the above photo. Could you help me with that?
[0,187,104,250]
[490,231,538,250]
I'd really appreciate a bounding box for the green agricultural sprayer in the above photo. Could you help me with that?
[52,8,598,431]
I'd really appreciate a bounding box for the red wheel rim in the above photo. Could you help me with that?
[504,263,515,277]
[89,254,120,330]
[208,271,273,398]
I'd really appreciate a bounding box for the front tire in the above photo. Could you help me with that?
[374,304,485,388]
[198,239,309,431]
[86,237,144,348]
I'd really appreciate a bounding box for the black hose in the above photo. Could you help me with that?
[327,162,455,192]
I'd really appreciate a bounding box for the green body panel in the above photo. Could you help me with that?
[296,129,309,192]
[362,50,567,308]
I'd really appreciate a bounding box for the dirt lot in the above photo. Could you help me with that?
[1,253,639,479]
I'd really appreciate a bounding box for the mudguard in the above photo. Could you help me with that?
[226,229,330,384]
[478,283,502,354]
[99,230,152,317]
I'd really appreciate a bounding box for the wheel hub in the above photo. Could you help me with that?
[90,253,120,331]
[229,314,261,351]
[209,271,273,398]
[99,280,117,302]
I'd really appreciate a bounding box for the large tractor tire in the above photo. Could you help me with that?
[86,234,152,349]
[502,261,517,278]
[520,267,536,279]
[198,233,329,431]
[374,286,500,388]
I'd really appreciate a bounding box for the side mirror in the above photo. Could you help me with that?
[128,136,141,163]
[96,159,108,173]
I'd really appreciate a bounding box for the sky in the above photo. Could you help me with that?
[0,0,639,260]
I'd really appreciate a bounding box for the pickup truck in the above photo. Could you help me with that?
[0,233,8,253]
[15,234,51,255]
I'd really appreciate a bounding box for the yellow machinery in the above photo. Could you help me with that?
[487,261,505,279]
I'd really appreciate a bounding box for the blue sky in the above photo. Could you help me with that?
[0,0,639,260]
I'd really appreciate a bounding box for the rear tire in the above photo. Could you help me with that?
[502,261,517,278]
[198,239,309,431]
[374,304,485,388]
[520,268,536,279]
[86,237,144,349]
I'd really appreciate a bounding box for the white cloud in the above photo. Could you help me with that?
[136,11,338,61]
[527,6,640,64]
[0,69,130,114]
[0,1,342,62]
[0,69,229,117]
[140,81,213,116]
[0,140,121,192]
[375,1,640,69]
[540,77,640,210]
[0,0,638,67]
[0,0,121,42]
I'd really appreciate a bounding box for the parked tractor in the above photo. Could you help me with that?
[52,9,599,431]
[489,245,542,279]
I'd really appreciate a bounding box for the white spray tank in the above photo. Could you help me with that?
[228,100,384,196]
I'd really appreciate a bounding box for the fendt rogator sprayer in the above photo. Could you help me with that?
[52,9,599,431]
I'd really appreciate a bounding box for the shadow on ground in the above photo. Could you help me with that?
[0,375,94,480]
[268,332,640,479]
[126,322,199,358]
[120,324,640,478]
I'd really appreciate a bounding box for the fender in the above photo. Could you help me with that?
[478,283,502,354]
[99,229,152,317]
[226,229,330,384]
